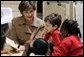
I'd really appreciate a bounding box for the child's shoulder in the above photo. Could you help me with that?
[62,35,78,43]
[53,29,60,35]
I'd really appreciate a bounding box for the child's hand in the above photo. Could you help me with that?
[17,45,25,51]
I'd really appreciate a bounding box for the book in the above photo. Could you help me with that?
[6,37,18,50]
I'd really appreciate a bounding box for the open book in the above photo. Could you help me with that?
[6,37,25,51]
[6,37,18,50]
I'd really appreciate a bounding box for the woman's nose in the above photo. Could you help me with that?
[27,13,32,17]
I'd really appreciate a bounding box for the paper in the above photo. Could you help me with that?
[11,51,24,56]
[6,37,18,50]
[1,51,24,56]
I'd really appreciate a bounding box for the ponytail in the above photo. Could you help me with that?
[77,27,81,38]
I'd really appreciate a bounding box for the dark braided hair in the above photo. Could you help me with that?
[60,19,81,38]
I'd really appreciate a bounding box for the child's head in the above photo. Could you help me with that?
[27,38,49,55]
[60,19,81,38]
[44,13,62,33]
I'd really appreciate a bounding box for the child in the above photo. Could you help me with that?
[52,19,83,56]
[1,23,9,54]
[27,38,49,56]
[43,13,62,55]
[1,23,8,50]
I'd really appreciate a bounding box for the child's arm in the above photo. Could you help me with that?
[52,32,61,46]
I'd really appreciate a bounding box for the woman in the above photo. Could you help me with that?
[5,1,44,56]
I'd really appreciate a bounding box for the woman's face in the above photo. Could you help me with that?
[22,9,34,21]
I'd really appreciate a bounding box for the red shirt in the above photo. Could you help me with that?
[44,29,61,46]
[52,34,83,56]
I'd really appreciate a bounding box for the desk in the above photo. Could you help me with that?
[1,51,24,56]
